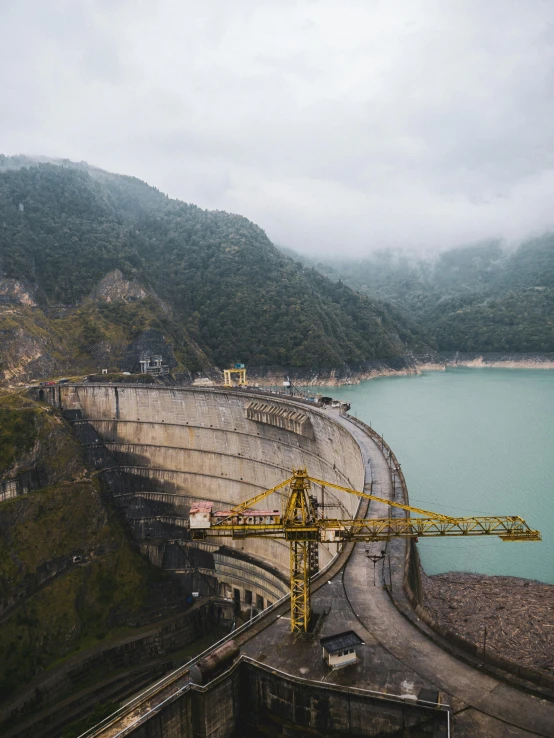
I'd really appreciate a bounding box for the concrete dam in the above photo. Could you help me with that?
[37,384,554,737]
[57,384,365,609]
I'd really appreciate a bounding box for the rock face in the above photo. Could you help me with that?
[0,281,49,381]
[86,269,148,303]
[0,270,211,384]
[0,391,184,716]
[0,279,36,306]
[0,395,85,489]
[0,321,60,382]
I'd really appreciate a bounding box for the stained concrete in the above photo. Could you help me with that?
[54,385,366,609]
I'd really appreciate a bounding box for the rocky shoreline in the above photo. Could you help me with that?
[247,354,554,388]
[423,572,554,674]
[5,353,554,389]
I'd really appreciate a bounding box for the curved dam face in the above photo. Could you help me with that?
[56,385,365,607]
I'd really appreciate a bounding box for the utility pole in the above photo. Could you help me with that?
[366,549,386,586]
[483,626,487,663]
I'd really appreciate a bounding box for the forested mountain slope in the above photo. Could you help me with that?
[0,391,169,706]
[296,238,554,354]
[0,158,429,382]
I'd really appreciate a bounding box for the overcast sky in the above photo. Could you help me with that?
[2,1,554,256]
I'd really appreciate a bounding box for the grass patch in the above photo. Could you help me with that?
[0,407,36,475]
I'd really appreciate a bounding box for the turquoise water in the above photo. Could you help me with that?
[311,368,554,584]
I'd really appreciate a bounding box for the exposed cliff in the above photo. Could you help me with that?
[85,269,150,305]
[0,271,212,384]
[0,392,83,485]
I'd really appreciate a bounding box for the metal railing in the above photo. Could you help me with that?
[344,413,409,506]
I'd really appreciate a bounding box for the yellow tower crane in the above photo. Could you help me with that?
[190,469,541,635]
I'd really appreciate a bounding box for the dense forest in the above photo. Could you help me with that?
[291,238,554,354]
[1,156,552,380]
[0,157,428,379]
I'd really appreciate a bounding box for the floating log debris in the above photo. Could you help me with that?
[423,572,554,673]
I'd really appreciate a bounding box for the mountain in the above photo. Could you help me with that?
[293,238,554,354]
[0,157,429,383]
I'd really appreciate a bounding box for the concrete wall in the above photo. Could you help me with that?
[53,385,365,602]
[142,540,289,606]
[113,657,448,738]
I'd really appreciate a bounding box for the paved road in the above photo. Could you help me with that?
[335,412,554,737]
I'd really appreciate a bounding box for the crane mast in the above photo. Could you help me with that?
[190,469,541,634]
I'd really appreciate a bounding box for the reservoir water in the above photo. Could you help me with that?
[311,368,554,584]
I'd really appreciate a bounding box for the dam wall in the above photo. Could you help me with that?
[50,385,365,606]
[108,655,448,738]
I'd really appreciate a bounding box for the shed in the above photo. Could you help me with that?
[189,501,213,529]
[320,630,364,669]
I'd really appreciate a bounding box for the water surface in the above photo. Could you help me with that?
[311,368,554,583]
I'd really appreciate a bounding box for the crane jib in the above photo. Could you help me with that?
[189,469,541,633]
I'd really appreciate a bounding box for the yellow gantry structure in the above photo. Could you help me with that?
[223,367,247,387]
[190,469,541,635]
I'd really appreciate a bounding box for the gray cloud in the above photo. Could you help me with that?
[2,0,554,255]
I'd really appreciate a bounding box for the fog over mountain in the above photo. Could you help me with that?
[3,1,554,255]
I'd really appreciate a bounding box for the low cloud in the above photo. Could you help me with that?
[2,0,554,255]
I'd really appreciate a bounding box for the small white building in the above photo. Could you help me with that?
[189,501,213,529]
[320,630,364,669]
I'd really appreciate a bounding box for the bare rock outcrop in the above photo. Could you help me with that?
[0,279,36,306]
[85,269,148,304]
